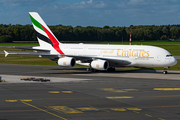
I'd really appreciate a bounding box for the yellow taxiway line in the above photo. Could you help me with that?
[22,101,68,120]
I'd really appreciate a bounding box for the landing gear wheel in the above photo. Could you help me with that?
[163,67,168,74]
[87,68,92,72]
[163,71,168,74]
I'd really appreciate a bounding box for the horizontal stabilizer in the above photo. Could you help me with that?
[3,51,54,57]
[4,50,9,57]
[13,46,50,52]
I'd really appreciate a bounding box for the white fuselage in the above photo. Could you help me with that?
[47,43,177,68]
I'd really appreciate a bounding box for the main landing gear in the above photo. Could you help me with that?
[87,68,96,72]
[86,67,116,72]
[107,67,116,72]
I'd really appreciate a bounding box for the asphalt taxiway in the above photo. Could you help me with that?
[0,64,180,120]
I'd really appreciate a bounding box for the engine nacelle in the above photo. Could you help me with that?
[57,57,76,67]
[91,60,109,70]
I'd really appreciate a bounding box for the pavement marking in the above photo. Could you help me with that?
[49,91,60,93]
[111,107,142,113]
[154,88,180,91]
[158,118,165,120]
[47,106,83,114]
[48,91,73,93]
[20,99,32,102]
[75,106,100,112]
[126,108,142,111]
[106,96,133,99]
[22,102,68,120]
[47,106,105,113]
[133,111,139,113]
[61,91,73,93]
[5,100,18,102]
[100,88,138,92]
[145,114,152,117]
[111,108,126,111]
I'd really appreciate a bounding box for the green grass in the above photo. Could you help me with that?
[0,54,57,66]
[158,46,180,56]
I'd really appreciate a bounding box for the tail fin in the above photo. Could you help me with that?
[29,12,64,55]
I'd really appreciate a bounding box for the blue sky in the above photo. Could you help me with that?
[0,0,180,27]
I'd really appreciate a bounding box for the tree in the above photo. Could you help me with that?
[0,35,13,43]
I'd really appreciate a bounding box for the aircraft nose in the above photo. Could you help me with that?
[171,57,177,66]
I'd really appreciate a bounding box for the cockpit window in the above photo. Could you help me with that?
[166,55,172,57]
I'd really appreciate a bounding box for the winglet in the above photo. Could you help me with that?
[4,50,9,57]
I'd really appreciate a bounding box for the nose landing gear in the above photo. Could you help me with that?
[163,70,167,74]
[163,67,168,74]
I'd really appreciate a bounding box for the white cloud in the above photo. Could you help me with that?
[87,0,92,4]
[73,0,106,9]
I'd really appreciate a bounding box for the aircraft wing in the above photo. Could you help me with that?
[4,50,131,66]
[60,55,131,67]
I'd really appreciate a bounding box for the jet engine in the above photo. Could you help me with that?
[91,59,109,70]
[57,57,76,67]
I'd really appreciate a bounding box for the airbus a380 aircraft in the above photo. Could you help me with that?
[4,12,177,74]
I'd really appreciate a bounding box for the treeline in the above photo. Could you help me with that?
[0,24,180,43]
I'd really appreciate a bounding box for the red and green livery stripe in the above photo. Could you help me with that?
[29,13,64,55]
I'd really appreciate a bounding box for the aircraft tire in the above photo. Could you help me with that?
[87,68,96,72]
[163,71,168,74]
